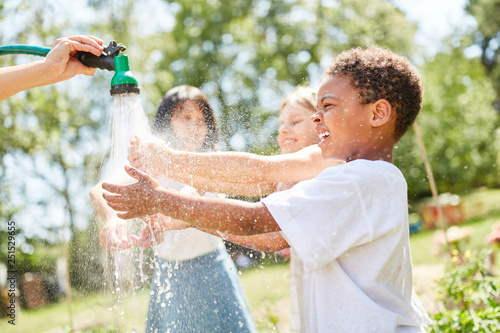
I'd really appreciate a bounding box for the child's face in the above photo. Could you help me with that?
[171,100,208,152]
[313,75,374,161]
[278,102,318,154]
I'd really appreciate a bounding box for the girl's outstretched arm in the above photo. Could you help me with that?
[128,136,343,186]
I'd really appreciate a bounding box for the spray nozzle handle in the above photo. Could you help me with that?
[75,40,126,71]
[102,40,127,57]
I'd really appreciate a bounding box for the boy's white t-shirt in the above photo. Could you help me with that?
[155,178,223,261]
[288,247,305,333]
[262,159,430,333]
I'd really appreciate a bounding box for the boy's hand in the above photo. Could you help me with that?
[102,165,164,220]
[98,218,133,251]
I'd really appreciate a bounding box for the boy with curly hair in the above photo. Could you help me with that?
[102,46,430,332]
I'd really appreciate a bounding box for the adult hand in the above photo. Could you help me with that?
[98,217,133,251]
[45,35,104,83]
[102,165,165,220]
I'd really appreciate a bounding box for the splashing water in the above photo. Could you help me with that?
[101,91,153,331]
[108,93,151,172]
[138,247,145,283]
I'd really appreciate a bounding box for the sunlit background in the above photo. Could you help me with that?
[0,0,499,332]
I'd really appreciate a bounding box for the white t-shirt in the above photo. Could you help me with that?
[288,247,305,333]
[155,178,223,261]
[262,160,430,333]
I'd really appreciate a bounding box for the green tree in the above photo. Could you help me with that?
[394,37,500,201]
[137,0,417,153]
[0,0,111,289]
[466,0,500,110]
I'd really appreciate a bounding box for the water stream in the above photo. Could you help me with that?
[101,92,152,331]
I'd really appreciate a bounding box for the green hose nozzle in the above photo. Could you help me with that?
[110,53,140,96]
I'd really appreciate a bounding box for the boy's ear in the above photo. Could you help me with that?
[370,99,393,128]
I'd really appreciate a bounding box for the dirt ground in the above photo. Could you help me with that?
[413,264,446,315]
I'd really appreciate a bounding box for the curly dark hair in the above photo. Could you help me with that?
[152,85,218,151]
[325,46,423,141]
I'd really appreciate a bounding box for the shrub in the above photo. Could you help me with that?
[431,249,500,332]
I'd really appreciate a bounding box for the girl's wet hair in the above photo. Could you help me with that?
[153,85,218,151]
[325,46,424,141]
[281,86,316,113]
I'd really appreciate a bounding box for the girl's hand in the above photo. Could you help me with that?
[98,217,133,251]
[129,224,153,248]
[130,214,166,247]
[128,136,170,178]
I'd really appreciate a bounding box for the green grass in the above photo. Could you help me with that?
[239,262,290,332]
[0,264,291,333]
[1,188,498,332]
[0,289,150,333]
[410,188,500,267]
[410,210,500,265]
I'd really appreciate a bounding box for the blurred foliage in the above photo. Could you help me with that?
[431,249,500,332]
[0,0,499,291]
[130,0,417,152]
[0,0,112,289]
[466,0,500,110]
[395,37,500,201]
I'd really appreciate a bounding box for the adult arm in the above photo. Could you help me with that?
[102,165,280,236]
[128,136,343,185]
[0,35,103,101]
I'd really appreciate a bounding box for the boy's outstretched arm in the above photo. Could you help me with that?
[102,165,280,236]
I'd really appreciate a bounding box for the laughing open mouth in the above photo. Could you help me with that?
[319,131,330,142]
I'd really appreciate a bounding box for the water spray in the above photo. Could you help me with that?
[0,40,139,95]
[1,40,150,324]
